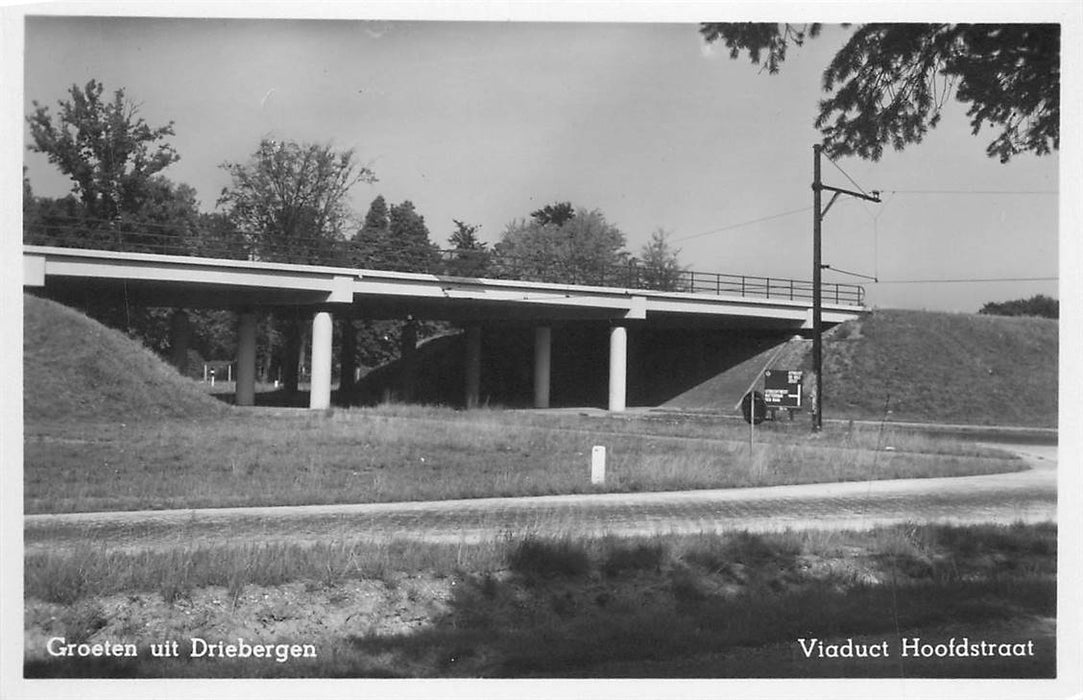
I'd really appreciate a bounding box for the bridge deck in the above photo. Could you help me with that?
[24,245,862,328]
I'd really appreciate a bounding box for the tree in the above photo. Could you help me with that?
[700,23,1060,162]
[113,176,201,254]
[386,200,439,273]
[26,79,180,223]
[979,294,1058,319]
[446,219,491,277]
[347,196,438,272]
[494,206,629,285]
[530,201,576,227]
[218,138,376,264]
[350,195,390,268]
[637,228,687,291]
[340,197,440,403]
[218,138,375,394]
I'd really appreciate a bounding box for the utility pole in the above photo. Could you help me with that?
[811,144,880,432]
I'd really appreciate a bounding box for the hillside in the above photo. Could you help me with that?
[661,335,810,412]
[23,294,228,422]
[666,309,1058,428]
[818,309,1058,427]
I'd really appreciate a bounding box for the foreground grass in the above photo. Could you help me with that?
[24,522,1056,678]
[24,405,1023,514]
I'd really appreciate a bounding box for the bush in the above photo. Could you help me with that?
[507,537,591,579]
[602,541,666,577]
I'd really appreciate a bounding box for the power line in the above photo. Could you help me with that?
[875,276,1057,284]
[885,189,1058,195]
[671,206,811,243]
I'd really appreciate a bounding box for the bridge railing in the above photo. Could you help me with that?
[23,220,864,306]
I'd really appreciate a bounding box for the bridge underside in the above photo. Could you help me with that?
[26,247,863,411]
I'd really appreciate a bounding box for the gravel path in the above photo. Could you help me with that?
[24,444,1056,552]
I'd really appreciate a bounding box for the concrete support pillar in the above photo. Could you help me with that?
[464,325,481,409]
[533,326,551,409]
[608,324,627,412]
[400,320,418,403]
[310,311,333,410]
[170,309,191,375]
[236,311,257,407]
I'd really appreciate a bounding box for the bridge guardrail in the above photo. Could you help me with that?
[23,220,864,307]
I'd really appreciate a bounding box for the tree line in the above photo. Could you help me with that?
[23,80,684,399]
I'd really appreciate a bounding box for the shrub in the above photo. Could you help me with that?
[507,537,591,579]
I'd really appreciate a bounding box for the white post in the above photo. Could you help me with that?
[591,446,606,485]
[310,311,333,410]
[236,312,257,406]
[534,326,551,409]
[608,325,627,412]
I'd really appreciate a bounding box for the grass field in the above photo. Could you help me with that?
[24,404,1024,514]
[24,522,1056,678]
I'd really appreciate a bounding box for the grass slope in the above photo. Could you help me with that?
[23,294,227,422]
[663,335,808,412]
[663,309,1057,428]
[820,309,1057,427]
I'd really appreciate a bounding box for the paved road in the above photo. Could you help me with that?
[24,444,1056,552]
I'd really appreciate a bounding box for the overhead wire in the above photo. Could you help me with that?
[874,276,1057,284]
[670,206,812,243]
[885,189,1057,195]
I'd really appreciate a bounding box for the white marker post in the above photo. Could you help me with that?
[591,446,606,485]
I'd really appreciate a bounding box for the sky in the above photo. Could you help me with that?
[14,5,1072,313]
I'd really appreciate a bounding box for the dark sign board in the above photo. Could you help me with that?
[763,369,802,408]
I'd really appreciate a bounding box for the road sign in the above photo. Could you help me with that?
[764,369,803,408]
[741,391,767,425]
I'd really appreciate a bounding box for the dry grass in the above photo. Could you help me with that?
[25,405,1023,514]
[24,523,1057,678]
[821,309,1058,427]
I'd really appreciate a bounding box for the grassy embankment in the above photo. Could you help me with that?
[663,308,1058,429]
[24,522,1056,678]
[819,309,1058,427]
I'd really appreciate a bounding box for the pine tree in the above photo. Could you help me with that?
[386,200,439,273]
[351,195,391,267]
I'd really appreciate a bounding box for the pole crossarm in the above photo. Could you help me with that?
[817,183,882,204]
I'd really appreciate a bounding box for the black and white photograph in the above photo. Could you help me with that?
[2,2,1079,698]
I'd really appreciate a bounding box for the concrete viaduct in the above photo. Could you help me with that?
[23,245,864,412]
